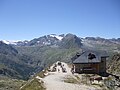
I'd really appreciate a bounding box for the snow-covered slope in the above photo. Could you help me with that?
[1,40,29,46]
[49,34,64,40]
[2,40,18,45]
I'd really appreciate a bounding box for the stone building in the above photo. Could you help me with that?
[72,51,108,74]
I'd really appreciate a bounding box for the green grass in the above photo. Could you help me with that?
[0,76,26,90]
[19,68,47,90]
[20,78,45,90]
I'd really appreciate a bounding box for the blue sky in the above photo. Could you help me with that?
[0,0,120,40]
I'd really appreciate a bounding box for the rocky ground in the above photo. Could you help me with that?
[36,61,102,90]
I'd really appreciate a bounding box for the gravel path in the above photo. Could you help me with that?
[42,62,100,90]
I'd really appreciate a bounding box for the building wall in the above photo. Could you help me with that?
[74,64,84,73]
[91,63,99,73]
[74,58,106,74]
[74,63,100,74]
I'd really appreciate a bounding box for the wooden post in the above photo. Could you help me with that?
[97,63,99,74]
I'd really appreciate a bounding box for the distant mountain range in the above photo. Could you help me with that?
[0,33,120,81]
[1,33,120,53]
[2,34,120,46]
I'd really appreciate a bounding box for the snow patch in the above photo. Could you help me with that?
[2,40,10,44]
[24,41,28,44]
[2,40,18,45]
[2,40,27,45]
[50,34,63,40]
[37,41,40,43]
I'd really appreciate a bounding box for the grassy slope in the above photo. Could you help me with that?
[15,46,82,68]
[0,76,26,90]
[107,54,120,75]
[20,69,47,90]
[20,78,45,90]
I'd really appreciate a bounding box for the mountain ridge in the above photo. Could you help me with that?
[1,34,120,46]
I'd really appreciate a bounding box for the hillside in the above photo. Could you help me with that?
[0,41,35,80]
[107,54,120,76]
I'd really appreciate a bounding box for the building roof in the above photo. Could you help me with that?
[73,50,108,64]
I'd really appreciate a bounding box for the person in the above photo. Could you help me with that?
[58,69,60,72]
[71,68,74,74]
